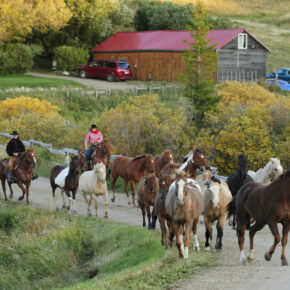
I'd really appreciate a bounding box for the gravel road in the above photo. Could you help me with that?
[2,177,289,290]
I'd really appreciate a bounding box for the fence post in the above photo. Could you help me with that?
[95,90,98,98]
[65,152,70,164]
[149,86,152,95]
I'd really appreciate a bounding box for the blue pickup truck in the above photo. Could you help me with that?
[266,68,290,83]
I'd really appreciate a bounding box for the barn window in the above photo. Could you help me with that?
[238,33,248,49]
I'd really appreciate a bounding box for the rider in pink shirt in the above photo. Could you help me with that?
[84,124,103,169]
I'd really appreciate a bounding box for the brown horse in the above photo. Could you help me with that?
[227,169,290,266]
[165,171,204,258]
[154,150,173,178]
[0,149,36,203]
[78,139,111,172]
[50,156,80,212]
[110,154,155,206]
[137,170,159,229]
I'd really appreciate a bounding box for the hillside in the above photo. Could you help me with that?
[162,0,290,71]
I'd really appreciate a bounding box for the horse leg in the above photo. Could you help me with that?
[174,223,184,258]
[61,190,67,209]
[92,194,98,217]
[204,216,213,252]
[8,182,14,200]
[17,181,26,201]
[131,181,136,207]
[111,175,118,203]
[52,186,59,210]
[125,181,131,205]
[65,190,72,210]
[159,216,168,249]
[184,221,193,259]
[104,190,109,219]
[281,224,289,266]
[141,203,146,227]
[215,216,227,252]
[151,207,157,230]
[168,220,174,247]
[232,213,236,230]
[25,180,31,204]
[265,221,281,262]
[237,223,247,265]
[1,178,8,201]
[146,203,152,230]
[71,189,77,213]
[192,219,200,252]
[248,222,265,263]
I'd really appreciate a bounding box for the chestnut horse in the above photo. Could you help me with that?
[110,154,155,206]
[0,149,36,203]
[154,150,173,178]
[165,171,204,259]
[228,169,290,266]
[78,139,111,172]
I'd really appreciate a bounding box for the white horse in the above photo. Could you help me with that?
[79,163,109,218]
[248,158,283,184]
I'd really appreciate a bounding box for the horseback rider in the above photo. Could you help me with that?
[6,131,25,182]
[84,124,103,170]
[6,131,38,183]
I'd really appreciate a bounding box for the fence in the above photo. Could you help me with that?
[218,70,258,83]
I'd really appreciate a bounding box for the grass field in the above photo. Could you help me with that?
[0,74,86,89]
[0,200,217,289]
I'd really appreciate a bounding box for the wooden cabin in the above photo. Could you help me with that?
[91,29,270,82]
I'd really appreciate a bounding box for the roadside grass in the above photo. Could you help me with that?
[0,75,87,89]
[0,200,217,289]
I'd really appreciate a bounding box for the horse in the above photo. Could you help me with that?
[137,170,159,229]
[165,171,204,259]
[154,150,173,178]
[110,154,155,207]
[50,155,80,212]
[197,170,232,252]
[79,163,109,218]
[226,154,249,228]
[0,149,36,204]
[227,169,290,266]
[248,158,283,184]
[78,139,111,172]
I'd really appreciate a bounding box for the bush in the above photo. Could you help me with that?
[0,44,33,75]
[54,46,89,72]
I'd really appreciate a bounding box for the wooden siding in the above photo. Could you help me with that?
[222,33,266,50]
[93,51,187,81]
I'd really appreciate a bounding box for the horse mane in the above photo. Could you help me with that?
[180,151,194,171]
[133,154,151,161]
[277,169,290,181]
[194,148,203,154]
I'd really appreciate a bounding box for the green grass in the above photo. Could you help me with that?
[0,74,86,89]
[0,200,217,289]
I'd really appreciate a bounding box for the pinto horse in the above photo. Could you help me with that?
[226,154,249,228]
[0,149,36,203]
[78,139,111,172]
[110,154,155,206]
[154,150,173,178]
[227,169,290,266]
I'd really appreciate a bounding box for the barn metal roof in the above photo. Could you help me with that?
[91,29,270,53]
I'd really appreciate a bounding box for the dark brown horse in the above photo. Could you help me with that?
[78,139,111,172]
[154,150,173,178]
[0,149,36,203]
[165,171,204,259]
[137,170,159,229]
[50,156,80,212]
[110,154,155,206]
[227,169,290,266]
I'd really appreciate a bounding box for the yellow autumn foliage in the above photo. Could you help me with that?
[0,96,60,119]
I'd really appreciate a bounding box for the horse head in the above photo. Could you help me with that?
[93,163,106,184]
[144,170,156,193]
[70,156,80,174]
[134,154,155,172]
[238,154,248,177]
[205,177,221,209]
[269,158,283,181]
[174,170,188,205]
[162,150,174,164]
[21,149,37,168]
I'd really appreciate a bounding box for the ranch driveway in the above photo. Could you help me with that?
[27,72,146,90]
[6,177,290,290]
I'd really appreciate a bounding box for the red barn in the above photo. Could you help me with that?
[91,29,269,82]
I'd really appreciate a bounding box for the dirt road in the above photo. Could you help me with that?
[3,177,289,290]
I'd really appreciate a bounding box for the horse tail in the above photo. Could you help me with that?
[227,195,236,219]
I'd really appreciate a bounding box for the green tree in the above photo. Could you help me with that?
[179,0,220,125]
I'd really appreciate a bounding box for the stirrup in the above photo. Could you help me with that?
[7,176,14,184]
[32,173,39,180]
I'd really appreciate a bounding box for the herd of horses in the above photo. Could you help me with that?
[0,139,289,266]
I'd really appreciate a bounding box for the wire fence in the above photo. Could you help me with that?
[218,69,258,83]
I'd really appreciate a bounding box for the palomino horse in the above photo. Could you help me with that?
[0,149,36,203]
[248,158,283,184]
[50,156,80,212]
[227,169,290,266]
[165,171,204,259]
[197,169,232,252]
[78,139,111,172]
[154,150,173,178]
[137,170,159,229]
[226,154,249,228]
[110,154,155,206]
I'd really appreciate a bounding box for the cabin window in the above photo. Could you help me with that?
[238,33,248,49]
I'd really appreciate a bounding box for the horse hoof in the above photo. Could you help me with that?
[18,196,23,201]
[128,200,132,205]
[88,212,92,217]
[216,248,222,253]
[62,205,66,209]
[9,195,13,200]
[264,253,271,261]
[55,208,60,211]
[104,214,108,219]
[204,247,210,253]
[111,197,115,203]
[211,248,216,253]
[195,247,200,252]
[242,259,248,266]
[247,257,254,263]
[66,206,70,210]
[281,259,288,266]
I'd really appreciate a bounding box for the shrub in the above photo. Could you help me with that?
[0,44,33,75]
[54,46,89,72]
